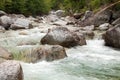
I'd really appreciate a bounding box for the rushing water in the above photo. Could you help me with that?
[21,39,120,80]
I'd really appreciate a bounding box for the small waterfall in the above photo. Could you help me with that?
[21,39,120,80]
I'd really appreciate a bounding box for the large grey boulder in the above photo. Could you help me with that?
[103,24,120,48]
[93,10,112,26]
[0,16,12,29]
[10,18,33,30]
[79,9,112,27]
[25,45,67,62]
[0,60,23,80]
[41,27,86,47]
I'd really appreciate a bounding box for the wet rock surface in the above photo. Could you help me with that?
[103,24,120,48]
[0,9,120,80]
[0,47,13,60]
[0,60,23,80]
[25,45,67,62]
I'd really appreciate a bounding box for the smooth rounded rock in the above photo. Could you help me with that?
[41,27,86,47]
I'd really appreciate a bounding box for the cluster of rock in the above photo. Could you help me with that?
[72,8,120,48]
[0,10,86,80]
[1,7,120,79]
[0,47,23,80]
[24,45,67,63]
[0,11,33,30]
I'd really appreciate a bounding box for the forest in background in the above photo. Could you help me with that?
[0,0,120,16]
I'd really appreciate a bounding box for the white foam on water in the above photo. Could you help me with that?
[21,39,120,80]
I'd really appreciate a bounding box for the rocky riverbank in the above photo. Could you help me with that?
[0,9,120,80]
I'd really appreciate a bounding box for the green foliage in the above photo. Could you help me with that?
[0,0,120,15]
[50,0,120,14]
[0,0,50,16]
[25,0,50,15]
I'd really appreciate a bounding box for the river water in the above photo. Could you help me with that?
[21,39,120,80]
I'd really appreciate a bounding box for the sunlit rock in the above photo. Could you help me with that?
[10,18,33,30]
[0,16,12,29]
[0,60,23,80]
[41,27,86,47]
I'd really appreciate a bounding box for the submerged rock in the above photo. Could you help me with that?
[0,47,13,60]
[82,31,95,39]
[25,45,67,62]
[103,24,120,48]
[41,27,86,47]
[0,60,23,80]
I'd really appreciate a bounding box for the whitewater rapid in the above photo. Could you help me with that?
[21,39,120,80]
